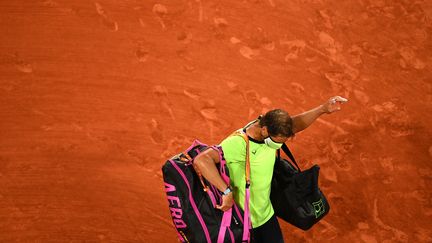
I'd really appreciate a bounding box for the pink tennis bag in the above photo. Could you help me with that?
[162,140,251,243]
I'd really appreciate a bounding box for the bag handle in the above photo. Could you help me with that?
[277,143,302,172]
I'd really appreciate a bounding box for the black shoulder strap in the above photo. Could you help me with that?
[277,143,301,172]
[242,115,262,132]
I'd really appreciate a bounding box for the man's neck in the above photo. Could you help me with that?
[246,122,264,141]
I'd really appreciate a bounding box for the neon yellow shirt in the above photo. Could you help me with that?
[220,130,276,228]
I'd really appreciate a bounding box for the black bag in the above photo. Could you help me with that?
[162,140,248,243]
[270,143,330,230]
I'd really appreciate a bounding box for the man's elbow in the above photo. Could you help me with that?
[194,152,212,169]
[194,149,218,168]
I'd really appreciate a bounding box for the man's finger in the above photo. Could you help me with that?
[217,205,229,211]
[335,96,348,102]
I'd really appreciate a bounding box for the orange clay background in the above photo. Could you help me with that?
[0,0,431,242]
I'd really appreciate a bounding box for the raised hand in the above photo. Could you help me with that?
[322,96,348,114]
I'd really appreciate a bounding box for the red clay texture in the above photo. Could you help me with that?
[0,0,431,242]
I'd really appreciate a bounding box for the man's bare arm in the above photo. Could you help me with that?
[291,96,348,134]
[193,148,234,211]
[193,148,228,192]
[291,105,326,134]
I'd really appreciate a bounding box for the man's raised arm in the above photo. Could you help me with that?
[291,96,348,134]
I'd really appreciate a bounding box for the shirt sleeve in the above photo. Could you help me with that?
[219,135,246,164]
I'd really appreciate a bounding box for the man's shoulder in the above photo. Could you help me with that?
[219,130,247,160]
[220,130,246,148]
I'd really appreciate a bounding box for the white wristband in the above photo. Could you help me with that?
[222,187,232,196]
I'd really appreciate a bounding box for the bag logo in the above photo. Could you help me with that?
[312,199,325,218]
[165,182,187,229]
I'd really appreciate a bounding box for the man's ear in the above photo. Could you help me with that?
[261,126,268,137]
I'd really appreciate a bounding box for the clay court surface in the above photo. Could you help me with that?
[1,0,431,242]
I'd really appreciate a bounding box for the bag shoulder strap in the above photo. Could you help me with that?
[228,115,261,186]
[228,129,252,243]
[229,130,251,187]
[278,143,302,172]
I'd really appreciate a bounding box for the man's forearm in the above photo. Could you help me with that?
[291,105,326,133]
[194,150,228,192]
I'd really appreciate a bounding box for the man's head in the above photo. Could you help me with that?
[258,109,294,144]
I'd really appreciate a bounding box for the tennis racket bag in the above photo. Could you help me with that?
[162,139,247,243]
[270,143,330,230]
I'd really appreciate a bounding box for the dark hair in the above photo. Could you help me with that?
[258,109,294,137]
